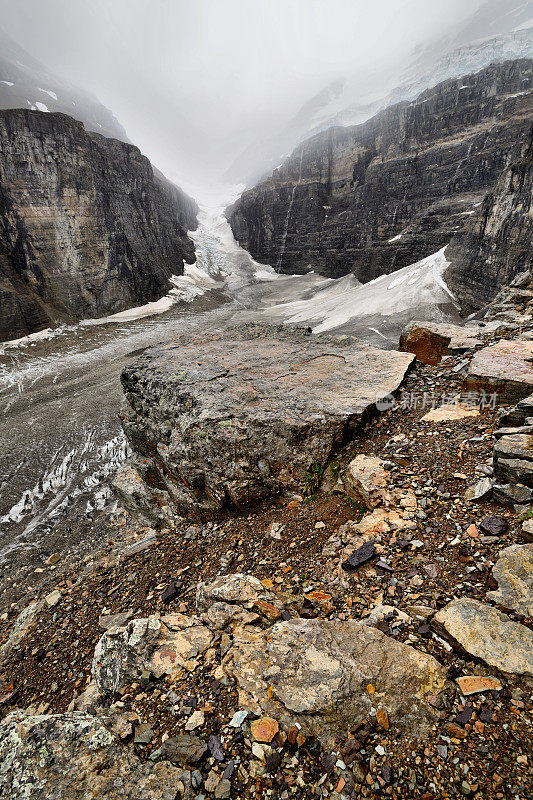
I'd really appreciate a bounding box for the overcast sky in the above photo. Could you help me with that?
[0,0,485,196]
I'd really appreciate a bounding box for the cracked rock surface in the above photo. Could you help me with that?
[117,325,414,517]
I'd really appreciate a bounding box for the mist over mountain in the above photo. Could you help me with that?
[0,24,130,142]
[225,0,533,187]
[2,0,519,198]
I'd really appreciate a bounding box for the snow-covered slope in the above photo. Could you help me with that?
[259,248,459,339]
[0,24,129,141]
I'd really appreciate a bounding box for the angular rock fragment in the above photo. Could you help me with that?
[521,519,533,543]
[456,676,502,696]
[465,478,493,502]
[399,322,481,365]
[398,323,450,365]
[98,611,134,631]
[197,573,277,611]
[433,598,533,677]
[344,455,391,509]
[223,617,445,743]
[92,614,213,695]
[478,516,509,537]
[0,600,43,664]
[0,711,183,799]
[492,482,533,507]
[494,433,533,489]
[160,734,208,765]
[486,544,533,617]
[499,393,533,427]
[466,340,533,404]
[341,540,376,571]
[118,326,413,516]
[423,404,479,424]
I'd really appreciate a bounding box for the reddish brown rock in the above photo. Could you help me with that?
[250,716,279,743]
[399,323,452,365]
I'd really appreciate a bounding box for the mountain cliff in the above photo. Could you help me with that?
[0,110,197,342]
[228,60,532,286]
[445,124,533,313]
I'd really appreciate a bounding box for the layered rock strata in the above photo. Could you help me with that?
[228,60,532,287]
[0,110,197,341]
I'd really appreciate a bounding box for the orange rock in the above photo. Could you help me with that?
[367,684,375,694]
[253,600,282,621]
[261,579,275,590]
[296,732,306,748]
[446,722,467,739]
[456,675,502,696]
[251,716,279,743]
[466,524,479,538]
[376,707,389,730]
[336,778,346,793]
[399,323,451,365]
[287,726,298,745]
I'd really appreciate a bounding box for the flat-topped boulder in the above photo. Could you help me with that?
[223,617,446,744]
[399,322,482,365]
[117,325,413,517]
[466,340,533,404]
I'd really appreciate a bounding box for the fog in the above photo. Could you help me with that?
[0,0,486,199]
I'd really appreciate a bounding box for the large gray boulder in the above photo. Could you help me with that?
[222,617,446,744]
[117,325,413,517]
[433,598,533,677]
[466,339,533,404]
[0,711,187,799]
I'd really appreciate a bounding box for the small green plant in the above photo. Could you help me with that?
[303,463,324,496]
[519,508,533,521]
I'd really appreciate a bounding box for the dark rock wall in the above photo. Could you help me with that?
[0,110,197,341]
[445,126,533,313]
[228,60,532,284]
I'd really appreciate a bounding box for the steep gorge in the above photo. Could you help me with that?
[0,110,197,342]
[228,60,532,290]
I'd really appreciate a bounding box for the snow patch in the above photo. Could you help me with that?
[38,87,58,100]
[263,247,457,333]
[34,101,49,112]
[387,233,403,243]
[0,81,14,86]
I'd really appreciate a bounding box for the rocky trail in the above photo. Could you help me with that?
[1,316,532,800]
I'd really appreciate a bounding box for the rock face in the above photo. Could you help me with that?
[465,339,533,404]
[486,544,533,617]
[493,433,533,505]
[117,325,414,519]
[223,617,446,743]
[433,598,533,677]
[0,109,197,341]
[0,711,183,799]
[445,125,533,313]
[228,60,532,284]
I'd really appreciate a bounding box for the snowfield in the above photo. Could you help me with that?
[262,247,458,333]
